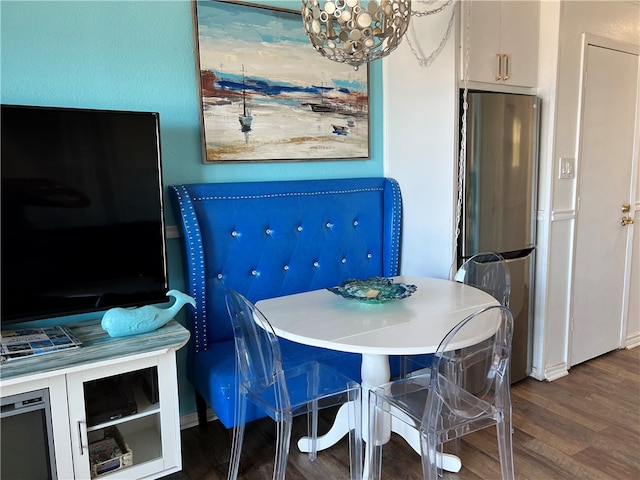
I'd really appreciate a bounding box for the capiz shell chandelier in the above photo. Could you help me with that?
[301,0,412,70]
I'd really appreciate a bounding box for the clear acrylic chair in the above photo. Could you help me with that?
[402,251,511,377]
[453,252,511,307]
[369,305,515,480]
[225,290,362,480]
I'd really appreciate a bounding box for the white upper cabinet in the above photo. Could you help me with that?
[460,1,540,88]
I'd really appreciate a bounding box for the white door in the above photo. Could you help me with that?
[571,36,639,366]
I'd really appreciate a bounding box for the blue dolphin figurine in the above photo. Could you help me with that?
[101,289,196,338]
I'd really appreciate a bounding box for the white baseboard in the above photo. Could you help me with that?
[180,407,218,430]
[543,362,569,381]
[528,366,546,381]
[625,333,640,350]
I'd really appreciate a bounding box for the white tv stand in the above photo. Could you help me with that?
[0,319,190,480]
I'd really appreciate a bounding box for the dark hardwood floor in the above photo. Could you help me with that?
[180,347,640,479]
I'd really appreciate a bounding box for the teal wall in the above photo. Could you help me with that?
[0,0,384,417]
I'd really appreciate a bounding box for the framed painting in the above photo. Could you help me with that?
[193,0,370,163]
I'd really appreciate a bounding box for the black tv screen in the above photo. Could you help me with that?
[1,105,168,325]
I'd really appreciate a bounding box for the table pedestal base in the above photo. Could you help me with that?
[296,354,462,477]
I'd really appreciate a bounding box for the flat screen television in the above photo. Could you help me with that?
[1,104,168,326]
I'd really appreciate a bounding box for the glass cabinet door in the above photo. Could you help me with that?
[67,354,180,479]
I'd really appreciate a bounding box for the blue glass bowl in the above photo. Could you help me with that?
[327,277,417,303]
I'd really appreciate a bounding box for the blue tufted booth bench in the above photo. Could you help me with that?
[170,177,403,429]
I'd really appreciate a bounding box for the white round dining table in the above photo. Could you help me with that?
[255,275,499,475]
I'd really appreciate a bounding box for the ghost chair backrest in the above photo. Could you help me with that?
[226,289,285,400]
[225,290,362,480]
[453,252,511,307]
[368,305,515,480]
[420,304,515,479]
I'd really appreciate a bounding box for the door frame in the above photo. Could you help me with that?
[568,33,639,365]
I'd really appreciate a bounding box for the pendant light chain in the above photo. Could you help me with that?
[454,0,471,265]
[406,0,456,68]
[412,0,454,17]
[399,0,468,268]
[406,6,456,68]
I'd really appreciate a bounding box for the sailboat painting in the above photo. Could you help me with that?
[194,0,369,163]
[238,65,252,133]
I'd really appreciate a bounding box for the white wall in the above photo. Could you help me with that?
[535,0,640,379]
[385,0,639,381]
[383,2,458,279]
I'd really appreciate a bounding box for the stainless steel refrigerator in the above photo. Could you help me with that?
[458,91,540,383]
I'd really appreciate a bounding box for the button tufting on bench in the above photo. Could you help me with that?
[169,178,403,431]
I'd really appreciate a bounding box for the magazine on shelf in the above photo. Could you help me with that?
[0,325,82,362]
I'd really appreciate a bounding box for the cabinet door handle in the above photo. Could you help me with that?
[77,421,87,456]
[503,54,510,80]
[495,53,503,81]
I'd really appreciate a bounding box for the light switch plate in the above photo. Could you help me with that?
[559,157,575,179]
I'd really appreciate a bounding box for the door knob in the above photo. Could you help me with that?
[622,203,631,213]
[621,216,634,226]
